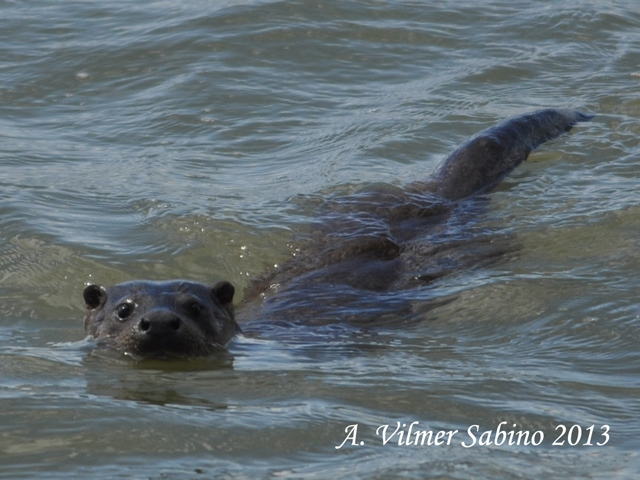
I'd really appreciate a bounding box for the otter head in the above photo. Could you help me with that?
[82,280,240,358]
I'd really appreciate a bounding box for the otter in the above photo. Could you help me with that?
[83,109,592,357]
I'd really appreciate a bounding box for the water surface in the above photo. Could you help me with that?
[1,1,639,478]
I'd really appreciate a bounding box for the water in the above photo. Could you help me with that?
[1,0,639,478]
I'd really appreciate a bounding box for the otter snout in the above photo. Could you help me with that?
[137,310,182,337]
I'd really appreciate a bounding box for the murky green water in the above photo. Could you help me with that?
[1,1,640,478]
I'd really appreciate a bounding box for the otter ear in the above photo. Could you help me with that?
[83,284,107,310]
[211,281,235,305]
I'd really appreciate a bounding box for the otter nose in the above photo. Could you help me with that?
[138,311,181,336]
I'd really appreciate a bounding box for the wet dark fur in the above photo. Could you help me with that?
[83,280,239,358]
[83,109,592,357]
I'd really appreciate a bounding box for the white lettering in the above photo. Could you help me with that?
[376,422,402,445]
[335,424,361,449]
[462,425,479,448]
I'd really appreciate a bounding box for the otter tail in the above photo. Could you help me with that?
[428,109,593,201]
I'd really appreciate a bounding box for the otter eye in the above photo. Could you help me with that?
[186,301,203,317]
[116,302,134,320]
